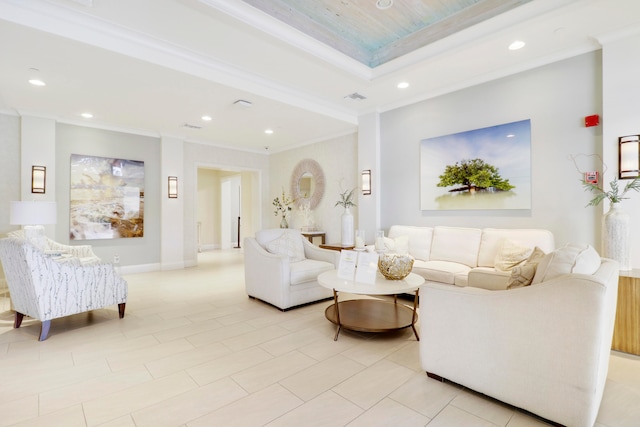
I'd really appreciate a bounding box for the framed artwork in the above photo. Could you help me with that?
[69,154,145,240]
[420,119,532,210]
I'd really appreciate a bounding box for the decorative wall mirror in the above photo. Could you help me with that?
[290,158,325,209]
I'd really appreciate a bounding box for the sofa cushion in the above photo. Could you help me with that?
[453,272,470,287]
[477,228,555,268]
[290,259,334,285]
[265,232,305,263]
[494,239,532,272]
[412,260,471,285]
[532,244,601,285]
[467,267,511,290]
[430,226,482,267]
[507,247,546,289]
[388,225,433,261]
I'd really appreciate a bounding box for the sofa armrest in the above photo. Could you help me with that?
[302,239,340,267]
[46,239,98,259]
[243,237,291,300]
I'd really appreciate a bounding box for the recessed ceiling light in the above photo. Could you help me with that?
[506,134,515,138]
[376,0,393,10]
[28,68,46,86]
[81,112,93,119]
[509,40,526,50]
[201,115,212,121]
[397,82,410,89]
[265,129,274,135]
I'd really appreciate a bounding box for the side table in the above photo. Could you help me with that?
[613,270,640,355]
[301,231,325,245]
[319,243,354,251]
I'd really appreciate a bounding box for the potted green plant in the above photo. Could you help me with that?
[336,188,356,246]
[273,189,294,228]
[335,188,357,209]
[583,176,640,271]
[582,176,640,206]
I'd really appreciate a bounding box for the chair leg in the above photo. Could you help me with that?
[118,303,126,319]
[39,320,51,341]
[426,372,444,382]
[14,312,24,329]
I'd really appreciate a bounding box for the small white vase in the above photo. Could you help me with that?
[341,207,354,247]
[280,216,288,229]
[603,203,630,270]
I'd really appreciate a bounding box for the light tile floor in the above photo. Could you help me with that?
[0,249,639,426]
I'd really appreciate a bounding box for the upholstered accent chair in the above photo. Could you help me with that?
[244,229,339,310]
[0,231,128,341]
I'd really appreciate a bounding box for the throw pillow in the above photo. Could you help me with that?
[383,235,409,255]
[265,232,306,263]
[531,243,601,285]
[494,239,533,272]
[506,247,546,289]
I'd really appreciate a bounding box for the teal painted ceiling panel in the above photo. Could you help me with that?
[243,0,533,67]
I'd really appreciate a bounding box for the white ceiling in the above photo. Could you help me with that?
[1,0,639,153]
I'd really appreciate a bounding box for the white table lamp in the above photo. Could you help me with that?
[10,201,57,226]
[10,201,57,244]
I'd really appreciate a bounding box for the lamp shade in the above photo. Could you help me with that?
[10,201,57,225]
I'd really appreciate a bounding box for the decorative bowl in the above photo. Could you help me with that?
[378,253,414,280]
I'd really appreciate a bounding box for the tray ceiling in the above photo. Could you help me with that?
[241,0,533,67]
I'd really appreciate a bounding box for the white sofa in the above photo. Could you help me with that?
[0,231,128,341]
[244,229,339,310]
[419,245,619,427]
[386,225,554,289]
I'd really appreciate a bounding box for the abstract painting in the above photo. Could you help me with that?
[70,154,144,240]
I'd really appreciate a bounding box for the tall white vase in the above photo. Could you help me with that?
[341,207,354,247]
[603,203,630,270]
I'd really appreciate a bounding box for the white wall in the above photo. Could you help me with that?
[0,114,21,235]
[161,136,184,270]
[269,133,358,243]
[197,168,221,250]
[357,113,380,244]
[602,31,640,268]
[379,52,603,249]
[21,117,57,237]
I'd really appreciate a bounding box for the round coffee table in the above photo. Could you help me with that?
[317,270,424,341]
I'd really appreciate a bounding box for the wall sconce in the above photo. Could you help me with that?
[362,169,371,195]
[619,135,640,179]
[31,165,46,193]
[168,176,178,198]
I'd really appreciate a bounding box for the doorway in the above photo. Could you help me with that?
[196,167,259,254]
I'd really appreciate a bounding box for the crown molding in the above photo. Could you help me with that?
[594,23,640,46]
[197,0,373,80]
[0,0,357,125]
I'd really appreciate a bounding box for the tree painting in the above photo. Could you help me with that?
[437,158,515,193]
[420,119,531,210]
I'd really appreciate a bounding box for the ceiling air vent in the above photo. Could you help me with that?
[183,123,202,130]
[233,99,253,108]
[344,92,367,101]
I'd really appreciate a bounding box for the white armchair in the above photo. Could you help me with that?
[0,232,128,341]
[419,247,618,427]
[244,229,339,310]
